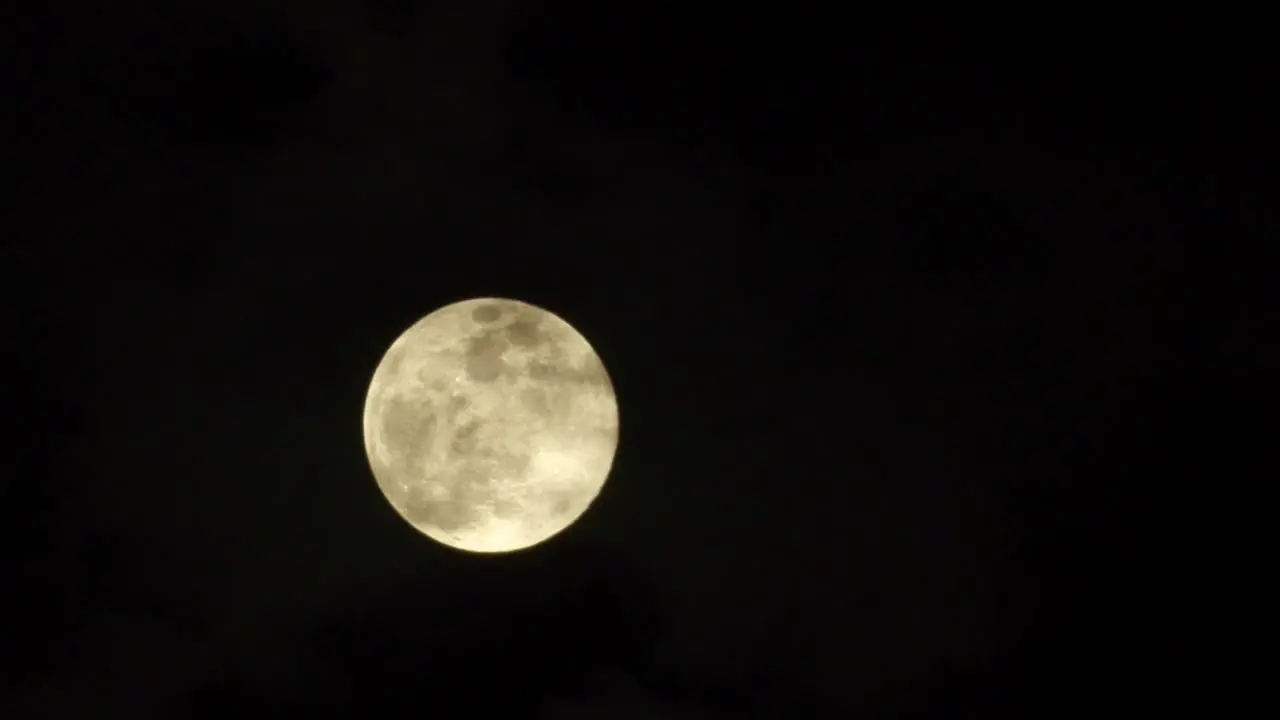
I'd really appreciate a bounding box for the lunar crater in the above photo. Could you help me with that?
[471,303,504,324]
[505,318,545,347]
[464,334,507,382]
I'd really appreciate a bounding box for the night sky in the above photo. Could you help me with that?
[9,3,1264,718]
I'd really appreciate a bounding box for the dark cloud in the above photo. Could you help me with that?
[153,542,661,716]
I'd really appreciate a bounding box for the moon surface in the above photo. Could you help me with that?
[362,298,620,553]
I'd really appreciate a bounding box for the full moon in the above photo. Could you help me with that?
[361,297,619,553]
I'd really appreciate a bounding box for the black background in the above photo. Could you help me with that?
[7,2,1269,718]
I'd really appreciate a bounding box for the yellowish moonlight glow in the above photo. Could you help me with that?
[362,298,620,553]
